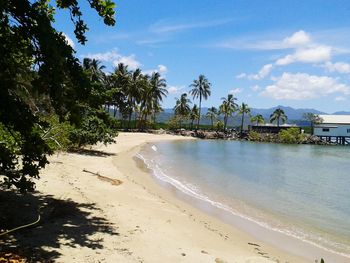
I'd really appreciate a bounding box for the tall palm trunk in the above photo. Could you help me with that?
[241,112,245,134]
[211,117,214,129]
[197,95,202,130]
[277,117,280,127]
[224,114,228,132]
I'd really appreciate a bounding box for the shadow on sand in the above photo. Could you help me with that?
[0,190,119,262]
[68,148,116,157]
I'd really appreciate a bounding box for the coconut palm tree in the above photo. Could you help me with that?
[83,58,106,82]
[206,106,218,129]
[189,104,199,130]
[148,72,168,124]
[189,75,211,129]
[174,93,191,128]
[219,94,238,132]
[238,103,251,134]
[250,114,265,126]
[269,108,287,127]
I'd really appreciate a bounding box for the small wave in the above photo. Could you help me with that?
[151,145,158,152]
[134,152,350,259]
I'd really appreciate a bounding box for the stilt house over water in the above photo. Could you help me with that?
[314,115,350,145]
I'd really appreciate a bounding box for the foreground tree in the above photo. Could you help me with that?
[0,0,116,192]
[219,94,238,132]
[190,75,211,129]
[238,103,251,134]
[270,108,287,127]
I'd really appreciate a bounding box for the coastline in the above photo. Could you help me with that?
[33,132,314,262]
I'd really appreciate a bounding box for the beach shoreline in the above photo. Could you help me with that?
[30,132,325,262]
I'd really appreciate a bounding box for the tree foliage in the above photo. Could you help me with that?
[0,0,116,192]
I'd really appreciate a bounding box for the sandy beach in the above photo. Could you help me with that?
[8,132,313,262]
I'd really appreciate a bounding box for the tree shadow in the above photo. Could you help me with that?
[68,148,116,157]
[0,190,119,262]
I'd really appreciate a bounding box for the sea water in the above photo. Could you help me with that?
[137,140,350,260]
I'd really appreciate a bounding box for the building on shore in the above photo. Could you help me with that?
[314,115,350,145]
[250,123,300,134]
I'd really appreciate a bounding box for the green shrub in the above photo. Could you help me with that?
[248,131,261,141]
[278,127,304,144]
[167,116,181,130]
[215,121,224,131]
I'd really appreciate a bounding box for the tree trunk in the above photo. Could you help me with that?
[241,112,245,134]
[211,117,214,129]
[197,96,202,130]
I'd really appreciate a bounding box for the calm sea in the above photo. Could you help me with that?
[137,140,350,260]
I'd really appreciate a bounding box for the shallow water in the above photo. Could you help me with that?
[137,140,350,259]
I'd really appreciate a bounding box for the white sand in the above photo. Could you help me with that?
[36,132,310,263]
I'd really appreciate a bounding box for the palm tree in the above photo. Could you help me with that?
[148,72,168,124]
[83,58,106,81]
[127,68,144,129]
[269,108,287,127]
[189,104,199,130]
[219,94,238,132]
[174,93,191,128]
[189,75,211,129]
[206,106,218,129]
[250,114,265,126]
[238,103,251,134]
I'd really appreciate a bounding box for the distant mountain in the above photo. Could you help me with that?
[250,105,326,120]
[332,111,350,115]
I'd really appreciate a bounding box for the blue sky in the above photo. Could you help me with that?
[56,0,350,113]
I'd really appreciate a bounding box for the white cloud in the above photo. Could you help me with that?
[276,45,332,65]
[158,64,167,74]
[283,30,311,46]
[251,85,261,92]
[261,72,350,100]
[84,50,120,62]
[167,85,185,94]
[219,30,312,50]
[237,64,273,80]
[229,88,242,94]
[335,96,346,101]
[144,64,168,76]
[323,61,350,74]
[62,33,75,48]
[113,55,142,70]
[82,49,142,70]
[150,18,233,34]
[236,73,247,79]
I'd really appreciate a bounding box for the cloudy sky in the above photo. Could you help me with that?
[56,0,350,113]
